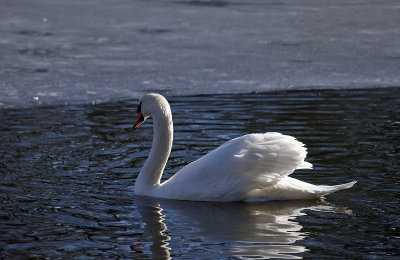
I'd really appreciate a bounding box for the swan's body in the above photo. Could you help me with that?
[133,93,356,202]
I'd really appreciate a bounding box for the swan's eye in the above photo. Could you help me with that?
[137,102,142,113]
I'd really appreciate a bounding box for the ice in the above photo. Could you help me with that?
[0,0,399,107]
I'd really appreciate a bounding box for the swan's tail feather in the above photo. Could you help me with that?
[316,181,357,196]
[245,179,357,202]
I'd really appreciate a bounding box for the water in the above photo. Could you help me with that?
[1,88,399,259]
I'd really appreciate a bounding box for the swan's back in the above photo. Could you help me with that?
[156,132,316,201]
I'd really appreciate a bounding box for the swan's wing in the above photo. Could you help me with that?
[159,132,312,201]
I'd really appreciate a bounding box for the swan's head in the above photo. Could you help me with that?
[134,93,171,129]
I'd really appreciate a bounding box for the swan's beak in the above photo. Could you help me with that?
[133,111,145,129]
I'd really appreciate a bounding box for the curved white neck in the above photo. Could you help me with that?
[135,111,173,193]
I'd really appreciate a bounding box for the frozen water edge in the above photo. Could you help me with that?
[0,0,399,108]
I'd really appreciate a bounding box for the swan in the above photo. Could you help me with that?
[133,93,356,202]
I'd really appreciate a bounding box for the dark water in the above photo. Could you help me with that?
[1,88,399,259]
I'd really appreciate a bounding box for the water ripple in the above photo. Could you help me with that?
[1,88,399,259]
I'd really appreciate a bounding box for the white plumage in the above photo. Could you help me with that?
[133,93,356,202]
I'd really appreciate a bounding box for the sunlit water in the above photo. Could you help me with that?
[1,88,399,259]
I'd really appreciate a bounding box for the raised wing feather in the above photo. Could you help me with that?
[231,133,312,182]
[158,132,312,201]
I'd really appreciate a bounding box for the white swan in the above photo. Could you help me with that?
[133,93,356,202]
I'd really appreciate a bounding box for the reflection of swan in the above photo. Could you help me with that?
[135,196,346,259]
[135,199,171,259]
[133,93,356,201]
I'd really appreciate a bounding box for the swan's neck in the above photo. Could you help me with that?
[135,111,173,192]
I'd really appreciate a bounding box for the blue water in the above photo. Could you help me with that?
[1,88,399,259]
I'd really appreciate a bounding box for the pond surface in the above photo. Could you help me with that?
[1,88,399,259]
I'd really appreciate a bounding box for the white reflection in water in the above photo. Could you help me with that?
[135,197,347,259]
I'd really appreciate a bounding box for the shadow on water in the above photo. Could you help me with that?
[0,88,399,258]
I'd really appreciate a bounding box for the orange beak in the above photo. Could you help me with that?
[133,111,145,129]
